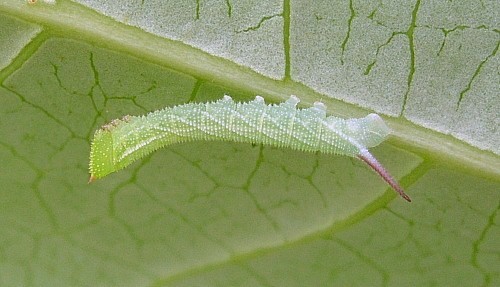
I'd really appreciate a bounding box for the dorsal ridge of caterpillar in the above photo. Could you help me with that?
[89,95,411,202]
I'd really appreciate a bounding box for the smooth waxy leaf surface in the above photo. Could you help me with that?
[0,1,498,286]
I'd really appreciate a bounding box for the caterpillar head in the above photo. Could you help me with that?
[89,128,115,182]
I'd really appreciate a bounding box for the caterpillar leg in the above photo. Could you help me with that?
[357,150,412,202]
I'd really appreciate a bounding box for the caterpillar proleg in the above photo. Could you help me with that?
[89,95,411,202]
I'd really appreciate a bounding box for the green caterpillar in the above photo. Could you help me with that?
[89,95,411,202]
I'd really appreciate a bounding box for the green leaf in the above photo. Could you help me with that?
[0,1,498,286]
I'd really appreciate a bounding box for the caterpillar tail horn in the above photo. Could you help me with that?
[357,150,411,202]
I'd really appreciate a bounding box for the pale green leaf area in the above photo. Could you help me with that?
[0,1,499,287]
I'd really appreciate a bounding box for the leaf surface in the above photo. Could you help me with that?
[0,1,498,286]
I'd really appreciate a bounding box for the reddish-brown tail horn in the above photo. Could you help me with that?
[358,151,411,202]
